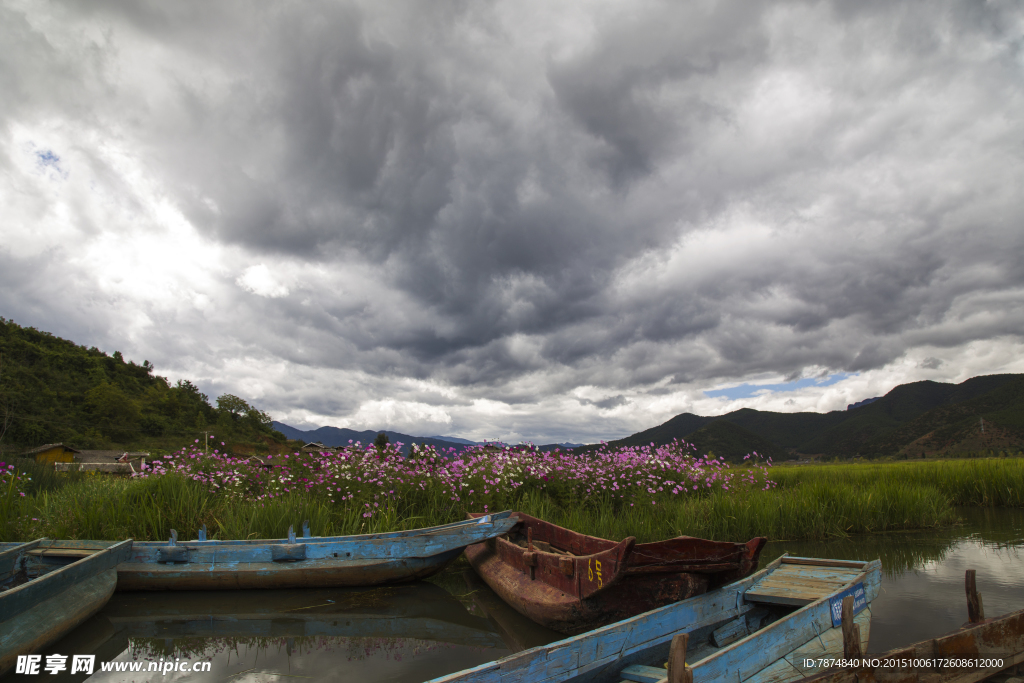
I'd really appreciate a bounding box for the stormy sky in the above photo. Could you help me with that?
[2,0,1023,444]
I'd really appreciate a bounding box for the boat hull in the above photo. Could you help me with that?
[0,538,132,677]
[465,512,765,635]
[116,547,463,590]
[426,555,883,683]
[466,539,709,634]
[114,513,517,591]
[0,568,117,675]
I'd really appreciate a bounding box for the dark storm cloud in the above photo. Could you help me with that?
[547,1,768,186]
[3,0,1024,441]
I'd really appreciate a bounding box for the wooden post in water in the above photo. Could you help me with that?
[668,633,693,683]
[966,569,985,623]
[841,595,862,659]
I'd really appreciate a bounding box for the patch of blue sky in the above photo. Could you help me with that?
[34,149,68,179]
[704,372,856,400]
[36,149,61,167]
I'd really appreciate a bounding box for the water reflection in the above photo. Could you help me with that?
[763,507,1024,576]
[103,584,504,645]
[461,570,565,653]
[4,583,517,683]
[764,507,1024,653]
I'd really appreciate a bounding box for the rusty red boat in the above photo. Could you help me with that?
[464,511,767,634]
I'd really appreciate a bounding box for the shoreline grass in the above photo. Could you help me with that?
[2,454,1021,544]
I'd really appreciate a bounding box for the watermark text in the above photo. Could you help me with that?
[16,655,213,675]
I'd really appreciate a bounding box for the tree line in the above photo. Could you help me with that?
[0,318,284,452]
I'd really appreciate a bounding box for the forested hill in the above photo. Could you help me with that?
[0,318,285,453]
[584,373,1024,461]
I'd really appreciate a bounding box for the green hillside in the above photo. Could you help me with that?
[799,375,1022,456]
[584,373,1024,459]
[721,408,847,450]
[609,412,713,449]
[684,420,788,463]
[0,318,286,454]
[863,376,1024,457]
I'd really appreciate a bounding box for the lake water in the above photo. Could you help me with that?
[6,507,1022,683]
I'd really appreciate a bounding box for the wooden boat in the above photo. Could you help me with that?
[0,538,133,676]
[425,554,881,683]
[109,512,516,590]
[464,511,767,634]
[802,569,1024,683]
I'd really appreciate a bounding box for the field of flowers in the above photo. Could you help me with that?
[3,441,1018,544]
[138,438,777,520]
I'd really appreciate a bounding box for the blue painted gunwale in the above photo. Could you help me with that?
[424,555,882,683]
[128,512,516,559]
[113,511,518,590]
[0,539,134,676]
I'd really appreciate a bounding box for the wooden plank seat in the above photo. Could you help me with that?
[743,559,865,607]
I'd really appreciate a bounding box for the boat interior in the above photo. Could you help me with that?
[505,530,575,555]
[615,558,873,683]
[0,540,103,592]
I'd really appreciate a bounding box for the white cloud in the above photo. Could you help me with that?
[236,264,290,298]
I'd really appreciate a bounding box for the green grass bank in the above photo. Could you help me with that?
[2,457,1021,544]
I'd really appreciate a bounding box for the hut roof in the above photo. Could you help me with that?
[19,443,81,457]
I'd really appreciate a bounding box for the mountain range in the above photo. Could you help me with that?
[270,422,585,455]
[586,374,1024,461]
[269,423,473,455]
[5,317,1017,462]
[275,374,1024,461]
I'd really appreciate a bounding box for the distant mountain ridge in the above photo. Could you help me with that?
[847,397,880,410]
[272,423,584,455]
[270,423,476,455]
[582,374,1024,461]
[428,435,479,445]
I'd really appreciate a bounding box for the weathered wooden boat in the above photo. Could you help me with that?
[803,569,1024,683]
[464,511,767,634]
[0,514,516,591]
[425,554,881,683]
[0,538,133,676]
[112,512,517,590]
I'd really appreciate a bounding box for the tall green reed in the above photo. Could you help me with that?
[4,456,1019,543]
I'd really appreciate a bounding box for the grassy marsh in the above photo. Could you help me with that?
[2,455,1021,544]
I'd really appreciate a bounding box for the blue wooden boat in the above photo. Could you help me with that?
[425,555,881,683]
[0,538,133,676]
[25,512,516,591]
